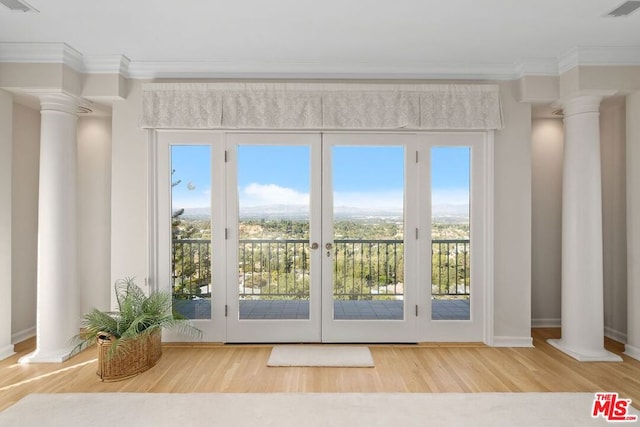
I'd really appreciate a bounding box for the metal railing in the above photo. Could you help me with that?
[431,240,470,297]
[172,239,212,299]
[171,238,470,300]
[332,239,404,300]
[238,239,309,298]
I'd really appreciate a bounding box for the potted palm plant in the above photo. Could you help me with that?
[77,277,201,381]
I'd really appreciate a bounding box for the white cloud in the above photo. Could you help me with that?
[237,183,406,211]
[240,184,404,211]
[240,183,309,206]
[173,183,467,211]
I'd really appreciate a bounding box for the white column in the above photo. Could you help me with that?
[548,95,621,361]
[626,91,640,361]
[0,90,15,360]
[20,94,81,363]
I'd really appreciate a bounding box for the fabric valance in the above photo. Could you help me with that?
[140,83,503,130]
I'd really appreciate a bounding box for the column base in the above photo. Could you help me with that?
[547,339,622,362]
[624,344,640,362]
[19,346,76,364]
[0,344,16,361]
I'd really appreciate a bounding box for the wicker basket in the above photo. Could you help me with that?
[96,329,162,382]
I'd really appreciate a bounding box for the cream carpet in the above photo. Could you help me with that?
[267,345,374,367]
[1,393,637,427]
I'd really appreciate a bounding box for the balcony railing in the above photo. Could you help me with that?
[172,238,470,300]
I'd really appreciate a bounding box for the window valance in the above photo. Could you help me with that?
[140,83,503,130]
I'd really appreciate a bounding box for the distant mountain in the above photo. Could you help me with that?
[240,205,310,220]
[433,204,469,216]
[432,204,469,224]
[179,207,211,220]
[180,203,469,222]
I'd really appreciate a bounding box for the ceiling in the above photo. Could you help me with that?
[1,0,640,79]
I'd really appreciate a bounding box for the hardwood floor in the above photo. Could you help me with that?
[1,328,639,412]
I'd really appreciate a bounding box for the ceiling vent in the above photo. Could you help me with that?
[606,1,640,16]
[0,0,38,12]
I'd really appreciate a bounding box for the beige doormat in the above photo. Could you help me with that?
[267,345,374,367]
[2,393,636,426]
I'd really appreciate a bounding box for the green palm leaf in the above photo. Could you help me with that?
[74,277,201,358]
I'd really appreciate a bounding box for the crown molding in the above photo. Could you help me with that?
[2,42,640,80]
[558,46,640,74]
[0,42,84,71]
[126,60,519,80]
[83,55,131,76]
[515,59,559,78]
[0,42,518,80]
[0,42,130,76]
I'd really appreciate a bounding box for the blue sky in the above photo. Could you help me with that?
[431,146,470,206]
[171,145,470,210]
[171,145,212,209]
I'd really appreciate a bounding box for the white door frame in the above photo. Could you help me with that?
[225,133,323,342]
[153,130,227,342]
[417,132,494,343]
[321,133,418,342]
[149,130,494,344]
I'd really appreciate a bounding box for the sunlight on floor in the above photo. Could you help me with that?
[0,359,97,392]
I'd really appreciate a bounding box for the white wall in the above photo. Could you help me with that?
[110,81,149,304]
[531,119,563,326]
[107,80,535,344]
[600,97,627,342]
[626,91,640,359]
[14,80,626,348]
[10,102,40,344]
[492,81,533,346]
[77,116,112,313]
[0,90,14,359]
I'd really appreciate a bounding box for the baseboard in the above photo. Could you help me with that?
[531,321,627,344]
[625,344,640,361]
[492,336,534,347]
[531,318,561,328]
[0,344,16,361]
[604,327,627,344]
[12,326,36,345]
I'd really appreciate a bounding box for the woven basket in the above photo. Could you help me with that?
[96,329,162,382]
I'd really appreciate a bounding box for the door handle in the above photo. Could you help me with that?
[325,243,333,250]
[311,242,319,250]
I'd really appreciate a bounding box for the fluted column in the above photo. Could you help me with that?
[547,95,621,361]
[20,93,81,363]
[626,91,640,361]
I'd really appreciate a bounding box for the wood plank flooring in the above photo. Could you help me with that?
[1,328,639,412]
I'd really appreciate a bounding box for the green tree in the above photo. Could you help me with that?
[171,170,210,300]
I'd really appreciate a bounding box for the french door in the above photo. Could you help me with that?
[416,133,488,342]
[155,131,489,344]
[226,133,416,342]
[225,134,323,341]
[320,134,417,342]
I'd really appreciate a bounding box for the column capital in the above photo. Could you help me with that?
[561,95,602,118]
[39,93,80,115]
[22,90,91,116]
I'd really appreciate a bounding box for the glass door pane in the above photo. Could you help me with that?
[331,145,405,321]
[171,145,212,320]
[237,145,312,320]
[430,146,471,321]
